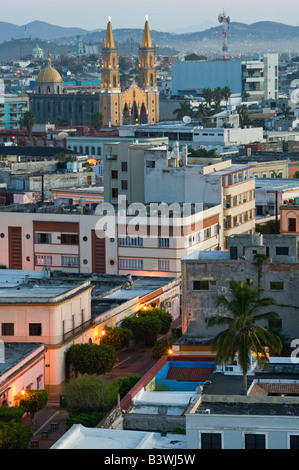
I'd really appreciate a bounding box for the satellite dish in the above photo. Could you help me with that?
[218,14,224,23]
[57,132,68,141]
[183,116,191,124]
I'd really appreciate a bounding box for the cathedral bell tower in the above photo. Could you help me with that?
[100,18,121,126]
[138,17,159,124]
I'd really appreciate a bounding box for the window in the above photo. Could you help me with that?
[34,233,52,244]
[146,161,155,169]
[288,218,296,232]
[111,170,118,179]
[159,238,170,248]
[119,259,143,270]
[35,255,52,266]
[121,180,128,190]
[119,237,143,247]
[245,434,265,450]
[29,323,42,336]
[61,256,79,267]
[61,234,79,245]
[276,247,289,256]
[112,188,118,198]
[270,281,284,291]
[201,433,222,450]
[233,196,238,207]
[193,280,210,291]
[158,260,170,272]
[2,323,14,336]
[290,436,299,449]
[203,228,211,240]
[121,162,128,172]
[269,318,282,329]
[213,225,219,236]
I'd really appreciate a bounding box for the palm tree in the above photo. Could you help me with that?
[173,101,193,120]
[202,88,214,108]
[19,111,36,139]
[92,112,103,133]
[213,87,224,108]
[237,104,249,127]
[222,86,232,109]
[207,280,282,394]
[278,106,293,120]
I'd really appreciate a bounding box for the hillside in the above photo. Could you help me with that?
[0,20,298,58]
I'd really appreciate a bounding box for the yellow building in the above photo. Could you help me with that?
[99,18,159,127]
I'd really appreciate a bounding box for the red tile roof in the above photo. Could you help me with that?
[166,366,214,382]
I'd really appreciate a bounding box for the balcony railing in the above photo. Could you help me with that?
[63,318,95,342]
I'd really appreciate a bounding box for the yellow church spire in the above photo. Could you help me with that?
[105,17,116,49]
[142,16,152,48]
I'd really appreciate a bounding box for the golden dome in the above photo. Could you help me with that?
[36,65,62,83]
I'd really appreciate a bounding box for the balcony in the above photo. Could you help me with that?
[63,317,95,343]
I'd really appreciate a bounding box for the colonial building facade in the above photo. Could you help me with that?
[30,19,159,127]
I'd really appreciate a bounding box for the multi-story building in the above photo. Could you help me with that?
[142,148,256,249]
[280,198,299,234]
[179,233,299,351]
[119,122,264,150]
[0,200,222,278]
[171,54,279,101]
[0,84,29,130]
[0,269,180,393]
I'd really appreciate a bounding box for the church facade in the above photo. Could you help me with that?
[30,19,159,127]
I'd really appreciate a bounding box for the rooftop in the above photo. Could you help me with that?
[255,178,299,191]
[0,342,44,377]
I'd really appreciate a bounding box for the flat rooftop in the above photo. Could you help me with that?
[255,178,299,191]
[0,342,44,377]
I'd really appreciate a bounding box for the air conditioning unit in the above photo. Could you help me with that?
[198,409,211,414]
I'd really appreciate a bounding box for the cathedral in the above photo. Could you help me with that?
[30,19,159,127]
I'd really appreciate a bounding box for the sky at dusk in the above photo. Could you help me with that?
[2,0,299,32]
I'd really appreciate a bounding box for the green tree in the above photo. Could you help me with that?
[138,308,173,335]
[122,315,162,346]
[222,86,232,109]
[63,375,118,414]
[237,104,249,126]
[0,421,33,449]
[207,281,282,394]
[114,375,142,399]
[173,101,193,120]
[19,111,36,138]
[213,87,224,108]
[152,337,174,361]
[19,390,48,428]
[67,343,117,376]
[202,88,214,108]
[92,112,103,132]
[101,326,133,351]
[278,106,293,120]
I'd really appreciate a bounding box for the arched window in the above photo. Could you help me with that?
[150,74,154,87]
[47,86,51,94]
[57,86,60,94]
[113,74,117,88]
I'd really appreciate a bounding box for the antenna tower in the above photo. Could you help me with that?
[218,9,230,61]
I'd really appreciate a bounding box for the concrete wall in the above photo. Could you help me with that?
[123,413,185,433]
[181,236,299,340]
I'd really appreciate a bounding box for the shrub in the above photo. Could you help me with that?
[101,326,133,351]
[63,375,118,414]
[152,338,174,361]
[138,308,173,335]
[123,315,162,346]
[67,343,117,376]
[19,390,48,414]
[0,406,25,423]
[114,375,141,399]
[66,411,106,430]
[0,421,33,449]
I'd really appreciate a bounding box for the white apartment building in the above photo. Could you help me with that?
[0,201,222,278]
[143,148,256,249]
[118,123,264,149]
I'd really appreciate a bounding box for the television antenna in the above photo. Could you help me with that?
[218,9,230,61]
